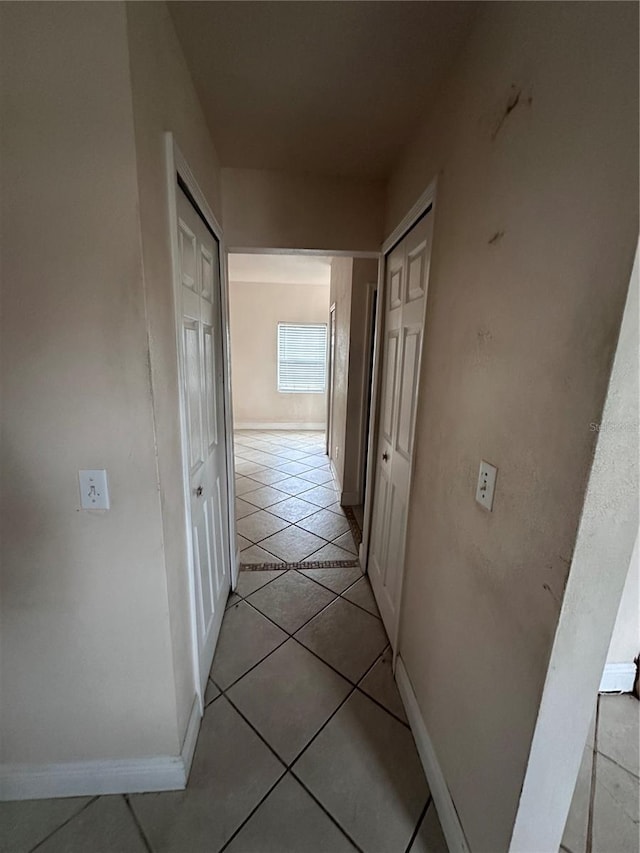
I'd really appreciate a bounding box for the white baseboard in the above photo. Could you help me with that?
[0,699,204,801]
[180,695,202,782]
[599,661,637,693]
[234,422,325,431]
[329,458,342,489]
[0,755,186,801]
[395,656,470,853]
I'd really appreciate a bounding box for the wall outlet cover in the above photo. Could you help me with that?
[79,469,110,510]
[475,460,497,511]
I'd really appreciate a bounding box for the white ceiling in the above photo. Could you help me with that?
[168,2,477,179]
[228,253,332,285]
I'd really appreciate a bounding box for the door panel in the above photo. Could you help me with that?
[396,326,421,460]
[177,186,230,695]
[381,331,399,441]
[203,324,218,450]
[368,212,433,645]
[389,267,403,309]
[180,222,197,292]
[184,320,203,472]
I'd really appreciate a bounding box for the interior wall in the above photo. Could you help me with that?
[0,1,179,766]
[511,246,639,851]
[221,167,385,252]
[342,258,379,504]
[607,530,639,666]
[125,0,225,747]
[385,3,639,851]
[229,280,330,427]
[328,259,353,489]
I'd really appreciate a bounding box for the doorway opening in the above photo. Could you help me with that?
[227,252,379,573]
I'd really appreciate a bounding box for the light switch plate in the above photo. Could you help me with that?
[475,460,497,511]
[79,469,110,510]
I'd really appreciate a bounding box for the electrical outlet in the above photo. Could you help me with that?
[475,460,497,511]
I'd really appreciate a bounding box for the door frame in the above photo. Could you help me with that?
[326,302,336,456]
[360,177,438,653]
[165,133,237,710]
[356,281,378,507]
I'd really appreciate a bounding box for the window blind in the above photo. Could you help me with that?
[277,323,328,393]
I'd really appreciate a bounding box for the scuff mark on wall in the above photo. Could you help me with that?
[488,230,505,244]
[491,84,532,141]
[542,582,561,605]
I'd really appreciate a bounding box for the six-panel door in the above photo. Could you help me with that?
[177,186,230,695]
[368,213,433,645]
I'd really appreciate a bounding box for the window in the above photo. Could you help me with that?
[277,323,328,393]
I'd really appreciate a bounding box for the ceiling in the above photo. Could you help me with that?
[168,1,477,179]
[228,253,332,285]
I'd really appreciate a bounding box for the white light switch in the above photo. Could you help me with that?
[475,460,497,511]
[79,469,110,510]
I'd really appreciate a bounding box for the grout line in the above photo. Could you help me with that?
[595,749,640,780]
[234,567,292,597]
[124,794,154,853]
[30,796,99,852]
[287,772,367,853]
[230,565,403,719]
[238,515,357,556]
[586,696,600,853]
[403,795,432,853]
[212,629,290,694]
[215,766,288,853]
[214,650,373,853]
[221,694,289,770]
[227,593,398,731]
[286,648,389,769]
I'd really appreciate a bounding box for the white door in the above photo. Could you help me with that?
[368,212,433,645]
[177,186,230,694]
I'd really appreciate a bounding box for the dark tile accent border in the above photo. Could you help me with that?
[343,505,362,547]
[240,559,359,572]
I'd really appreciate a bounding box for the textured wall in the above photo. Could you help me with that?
[126,0,225,746]
[0,1,178,764]
[386,3,639,849]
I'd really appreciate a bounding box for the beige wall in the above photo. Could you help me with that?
[386,3,638,851]
[328,258,378,501]
[229,281,329,427]
[328,259,353,488]
[125,0,224,747]
[0,1,179,764]
[0,0,225,774]
[607,520,639,665]
[512,246,639,851]
[343,259,378,503]
[221,167,385,253]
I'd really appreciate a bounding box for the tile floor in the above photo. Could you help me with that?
[6,431,632,851]
[562,691,639,853]
[233,431,360,566]
[2,566,448,853]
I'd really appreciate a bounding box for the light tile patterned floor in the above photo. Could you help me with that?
[233,431,360,566]
[172,566,445,853]
[562,692,639,853]
[1,567,448,853]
